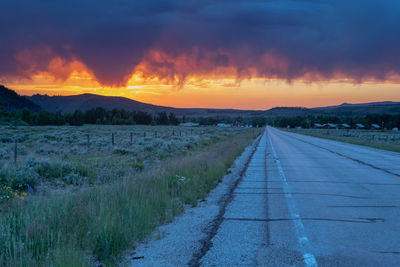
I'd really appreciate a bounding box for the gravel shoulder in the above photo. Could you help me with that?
[127,135,262,267]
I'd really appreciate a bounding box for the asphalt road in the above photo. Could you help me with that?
[200,127,400,266]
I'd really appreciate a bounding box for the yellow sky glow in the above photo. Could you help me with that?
[5,69,400,110]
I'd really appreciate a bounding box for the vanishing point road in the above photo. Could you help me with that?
[199,127,400,266]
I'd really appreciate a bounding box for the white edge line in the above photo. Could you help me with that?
[267,128,318,267]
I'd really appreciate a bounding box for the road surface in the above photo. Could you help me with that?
[199,127,400,266]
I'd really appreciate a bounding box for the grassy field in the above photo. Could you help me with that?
[0,125,262,266]
[283,128,400,153]
[0,125,253,199]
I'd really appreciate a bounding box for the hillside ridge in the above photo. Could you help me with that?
[2,85,400,116]
[0,85,41,112]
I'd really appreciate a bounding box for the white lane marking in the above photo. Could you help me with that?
[267,129,318,267]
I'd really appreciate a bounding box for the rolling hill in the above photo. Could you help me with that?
[28,93,400,117]
[1,85,399,117]
[308,102,400,116]
[28,93,176,114]
[27,93,265,117]
[0,85,41,112]
[312,101,400,110]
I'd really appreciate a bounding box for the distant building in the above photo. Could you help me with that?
[217,123,232,127]
[312,123,324,129]
[324,123,338,129]
[338,123,351,129]
[179,122,199,127]
[370,124,381,130]
[355,123,366,130]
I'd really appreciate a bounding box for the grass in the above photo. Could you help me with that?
[283,128,400,153]
[0,125,251,201]
[0,128,262,266]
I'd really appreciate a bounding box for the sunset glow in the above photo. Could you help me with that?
[5,60,400,110]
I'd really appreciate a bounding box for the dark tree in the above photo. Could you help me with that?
[156,112,169,125]
[168,112,179,125]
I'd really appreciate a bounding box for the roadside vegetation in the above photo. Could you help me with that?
[284,128,400,153]
[0,125,262,266]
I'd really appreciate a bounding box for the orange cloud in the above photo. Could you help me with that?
[5,46,400,111]
[8,45,400,91]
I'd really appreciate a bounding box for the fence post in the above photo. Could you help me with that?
[87,134,90,147]
[14,141,17,164]
[130,132,133,144]
[155,131,157,138]
[112,133,115,146]
[144,132,146,137]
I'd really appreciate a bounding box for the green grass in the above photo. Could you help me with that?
[0,128,262,267]
[283,128,400,153]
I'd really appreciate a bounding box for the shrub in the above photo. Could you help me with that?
[0,147,9,160]
[112,147,136,155]
[10,167,38,191]
[132,160,144,172]
[36,160,63,180]
[0,184,13,203]
[63,173,84,185]
[0,165,38,191]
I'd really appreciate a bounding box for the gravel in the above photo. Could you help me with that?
[127,136,261,267]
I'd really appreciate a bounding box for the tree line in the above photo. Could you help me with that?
[2,107,397,128]
[0,107,180,126]
[0,107,267,127]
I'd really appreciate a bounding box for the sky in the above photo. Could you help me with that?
[1,0,400,109]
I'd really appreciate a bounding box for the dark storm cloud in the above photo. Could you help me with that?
[1,0,400,85]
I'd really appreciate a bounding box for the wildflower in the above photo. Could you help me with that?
[14,192,19,197]
[22,192,27,196]
[20,197,24,200]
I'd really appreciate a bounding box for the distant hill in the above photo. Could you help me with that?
[262,102,400,117]
[28,93,178,114]
[312,101,400,110]
[27,93,400,117]
[0,85,41,112]
[309,102,400,116]
[27,93,265,117]
[264,107,309,116]
[1,86,398,117]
